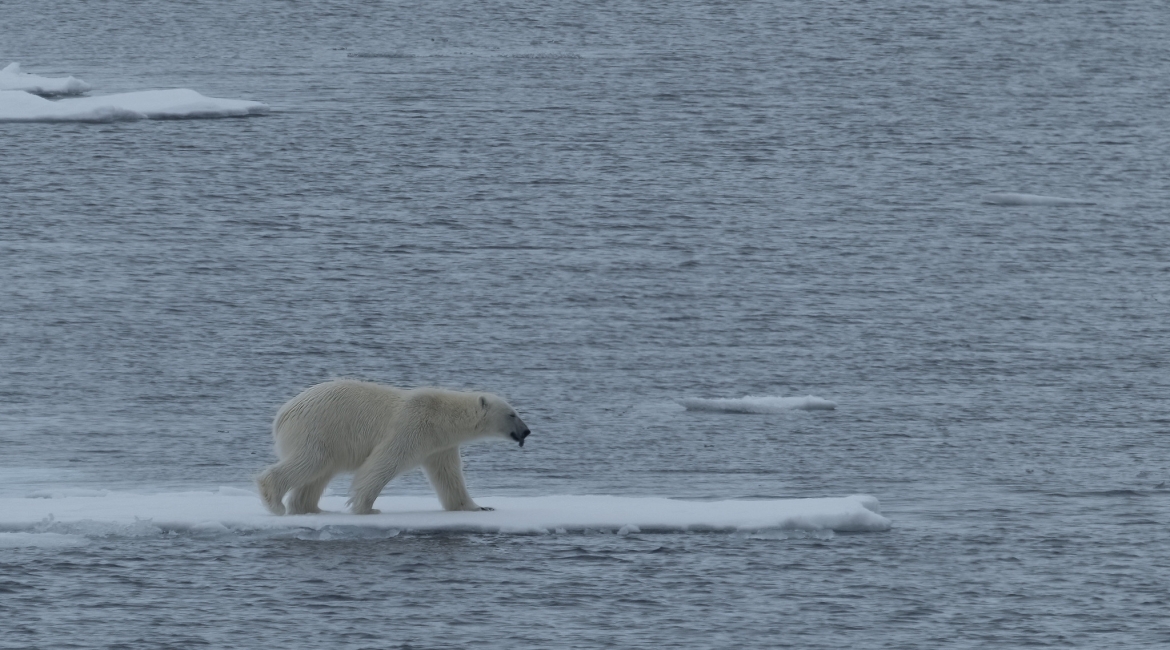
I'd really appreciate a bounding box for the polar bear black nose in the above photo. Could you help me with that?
[511,428,531,446]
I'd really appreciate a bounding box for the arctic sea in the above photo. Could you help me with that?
[2,1,1169,647]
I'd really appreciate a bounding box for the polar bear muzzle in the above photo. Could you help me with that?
[510,416,531,447]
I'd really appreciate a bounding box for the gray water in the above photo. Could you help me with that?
[3,0,1170,647]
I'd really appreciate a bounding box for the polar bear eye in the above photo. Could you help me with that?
[508,413,515,419]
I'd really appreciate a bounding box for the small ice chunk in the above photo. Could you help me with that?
[982,193,1093,206]
[680,395,837,413]
[0,62,92,96]
[0,88,268,123]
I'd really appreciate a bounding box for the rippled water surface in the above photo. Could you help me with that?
[3,1,1170,647]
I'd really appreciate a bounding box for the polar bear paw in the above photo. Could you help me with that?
[347,499,380,515]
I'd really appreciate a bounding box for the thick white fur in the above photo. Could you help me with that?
[256,380,524,515]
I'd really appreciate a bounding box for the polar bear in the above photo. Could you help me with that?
[256,380,530,515]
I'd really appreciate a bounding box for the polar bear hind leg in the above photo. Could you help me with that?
[287,471,333,514]
[423,447,491,512]
[257,463,291,515]
[257,453,332,515]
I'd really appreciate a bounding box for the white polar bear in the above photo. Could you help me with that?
[256,380,530,515]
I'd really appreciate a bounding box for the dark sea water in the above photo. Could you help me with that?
[3,1,1170,647]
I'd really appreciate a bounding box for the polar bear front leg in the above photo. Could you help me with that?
[423,447,492,512]
[347,442,410,515]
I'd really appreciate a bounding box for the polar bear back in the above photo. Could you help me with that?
[273,380,406,469]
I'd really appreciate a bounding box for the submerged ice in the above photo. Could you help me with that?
[982,192,1094,206]
[0,62,91,96]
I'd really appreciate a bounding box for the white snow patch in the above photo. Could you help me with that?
[0,491,890,537]
[982,192,1094,206]
[0,62,92,96]
[0,88,268,122]
[680,395,837,413]
[0,532,89,548]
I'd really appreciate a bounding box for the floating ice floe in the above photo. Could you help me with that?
[0,88,269,122]
[680,395,837,413]
[982,192,1094,206]
[0,531,89,548]
[0,489,890,537]
[0,62,92,96]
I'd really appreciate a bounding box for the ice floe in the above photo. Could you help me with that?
[982,192,1094,206]
[0,489,890,537]
[680,395,837,413]
[0,532,89,548]
[0,88,268,123]
[0,62,92,96]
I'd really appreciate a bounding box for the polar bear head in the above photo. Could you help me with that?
[479,394,531,446]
